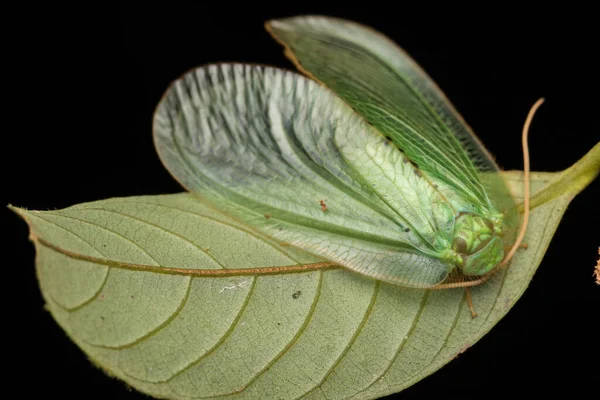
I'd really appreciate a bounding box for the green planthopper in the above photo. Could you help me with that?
[153,16,541,311]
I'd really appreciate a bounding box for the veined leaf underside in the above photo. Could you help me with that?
[13,166,586,399]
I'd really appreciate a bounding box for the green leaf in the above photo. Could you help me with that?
[11,143,598,399]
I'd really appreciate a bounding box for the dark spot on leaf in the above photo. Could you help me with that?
[320,200,327,211]
[102,244,107,248]
[414,169,422,177]
[402,158,408,164]
[131,295,134,299]
[277,322,281,326]
[100,316,105,321]
[404,228,410,233]
[264,214,271,219]
[292,290,302,299]
[385,136,392,141]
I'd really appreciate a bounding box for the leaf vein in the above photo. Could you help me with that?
[198,271,324,399]
[26,212,111,311]
[165,278,258,384]
[358,289,430,393]
[79,207,227,269]
[107,200,307,265]
[296,281,380,400]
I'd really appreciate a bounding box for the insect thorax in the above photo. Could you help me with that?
[450,213,505,276]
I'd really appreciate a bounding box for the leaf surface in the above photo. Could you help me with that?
[12,167,590,399]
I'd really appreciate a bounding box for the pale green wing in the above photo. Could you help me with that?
[154,64,456,288]
[266,15,519,229]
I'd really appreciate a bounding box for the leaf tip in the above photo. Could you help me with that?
[7,204,41,242]
[7,203,29,220]
[7,203,20,212]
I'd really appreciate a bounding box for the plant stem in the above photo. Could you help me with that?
[520,142,600,213]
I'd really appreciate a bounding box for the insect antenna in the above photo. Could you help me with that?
[432,98,545,292]
[499,97,545,267]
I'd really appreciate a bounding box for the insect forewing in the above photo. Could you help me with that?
[154,64,453,288]
[266,15,519,232]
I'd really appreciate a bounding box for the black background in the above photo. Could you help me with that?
[4,4,598,399]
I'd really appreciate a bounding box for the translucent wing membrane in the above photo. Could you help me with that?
[266,16,519,228]
[154,64,455,288]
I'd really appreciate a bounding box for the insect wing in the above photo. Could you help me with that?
[153,64,453,288]
[266,16,520,236]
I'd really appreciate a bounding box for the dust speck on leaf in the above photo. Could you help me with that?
[219,280,250,294]
[292,290,302,299]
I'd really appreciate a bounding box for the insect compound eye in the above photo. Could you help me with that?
[483,219,494,231]
[453,237,468,254]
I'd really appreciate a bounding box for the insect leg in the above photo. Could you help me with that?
[465,287,477,318]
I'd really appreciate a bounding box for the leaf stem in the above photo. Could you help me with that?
[520,142,600,213]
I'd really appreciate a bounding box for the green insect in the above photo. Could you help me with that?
[153,16,538,300]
